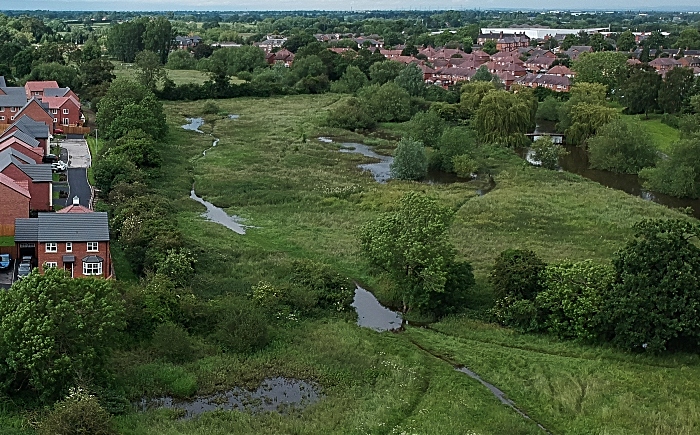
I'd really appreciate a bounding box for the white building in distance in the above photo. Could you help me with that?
[480,27,609,40]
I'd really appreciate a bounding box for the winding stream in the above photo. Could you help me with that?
[183,117,250,234]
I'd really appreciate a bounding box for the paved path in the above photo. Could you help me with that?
[55,138,93,208]
[62,139,92,168]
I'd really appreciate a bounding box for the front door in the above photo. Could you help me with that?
[64,262,73,278]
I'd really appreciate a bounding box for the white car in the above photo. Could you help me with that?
[51,161,68,172]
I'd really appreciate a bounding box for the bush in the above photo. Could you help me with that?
[490,297,540,332]
[490,249,546,300]
[151,322,200,364]
[210,297,270,353]
[452,154,480,178]
[426,260,476,317]
[290,259,353,311]
[530,136,567,170]
[358,82,411,122]
[639,137,700,198]
[536,96,561,121]
[588,119,657,174]
[201,101,221,114]
[405,110,446,148]
[390,137,428,180]
[325,97,376,130]
[37,388,116,435]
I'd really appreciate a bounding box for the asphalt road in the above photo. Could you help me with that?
[65,168,91,208]
[54,138,92,209]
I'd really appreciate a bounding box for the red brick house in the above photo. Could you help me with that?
[0,173,30,237]
[0,136,44,163]
[1,116,52,157]
[40,95,83,128]
[649,57,682,74]
[547,65,575,77]
[14,99,55,135]
[14,202,112,278]
[515,73,571,92]
[24,81,59,99]
[524,55,556,72]
[478,32,530,52]
[0,148,52,211]
[272,49,295,67]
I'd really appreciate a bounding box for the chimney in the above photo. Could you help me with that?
[72,196,80,206]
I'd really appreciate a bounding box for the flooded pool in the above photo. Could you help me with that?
[190,189,246,234]
[351,284,403,331]
[229,114,240,119]
[182,117,205,133]
[340,143,394,183]
[138,377,321,419]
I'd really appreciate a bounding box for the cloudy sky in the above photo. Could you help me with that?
[2,0,698,11]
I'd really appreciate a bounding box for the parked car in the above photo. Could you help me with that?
[0,254,10,270]
[51,161,68,172]
[54,128,64,134]
[17,262,31,279]
[43,154,59,164]
[21,256,32,265]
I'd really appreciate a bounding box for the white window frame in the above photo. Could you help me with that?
[65,242,72,252]
[0,107,4,112]
[83,262,102,276]
[62,108,69,114]
[10,116,14,121]
[10,107,16,112]
[44,262,57,268]
[0,116,4,121]
[87,242,99,252]
[45,242,57,253]
[62,118,69,125]
[51,109,58,114]
[53,118,58,123]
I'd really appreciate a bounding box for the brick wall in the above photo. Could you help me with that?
[38,241,111,278]
[0,183,29,230]
[16,102,54,136]
[0,165,51,211]
[56,100,81,127]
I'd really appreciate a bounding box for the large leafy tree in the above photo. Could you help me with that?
[330,65,368,94]
[620,65,661,117]
[390,137,428,180]
[616,30,637,52]
[106,18,147,63]
[394,63,424,96]
[640,137,700,198]
[588,119,657,174]
[658,67,696,114]
[143,16,174,64]
[565,103,618,145]
[0,269,124,403]
[360,192,459,311]
[358,82,411,122]
[96,78,167,140]
[405,110,445,148]
[369,60,405,84]
[674,28,700,50]
[605,219,700,353]
[474,90,535,147]
[134,50,168,91]
[571,51,628,94]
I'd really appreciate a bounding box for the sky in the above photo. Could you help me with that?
[2,0,699,12]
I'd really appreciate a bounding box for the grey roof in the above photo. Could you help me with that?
[0,87,28,108]
[0,147,35,164]
[15,212,109,243]
[2,129,41,147]
[14,218,38,242]
[43,88,71,97]
[82,255,104,263]
[0,76,6,87]
[63,255,75,262]
[18,164,52,182]
[13,116,50,140]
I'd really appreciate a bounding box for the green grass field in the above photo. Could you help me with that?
[622,114,681,153]
[99,94,700,435]
[112,62,245,88]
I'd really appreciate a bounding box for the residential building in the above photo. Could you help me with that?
[477,32,530,52]
[0,173,30,237]
[0,148,52,211]
[40,95,83,128]
[515,73,571,92]
[175,35,202,49]
[24,80,59,99]
[649,57,682,74]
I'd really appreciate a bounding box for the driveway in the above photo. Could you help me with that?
[65,168,91,207]
[0,262,13,289]
[62,138,92,168]
[54,138,92,208]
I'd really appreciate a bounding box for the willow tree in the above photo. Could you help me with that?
[474,90,534,147]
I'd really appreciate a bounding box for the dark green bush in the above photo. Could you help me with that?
[210,297,270,353]
[151,322,200,364]
[37,388,116,435]
[490,249,546,300]
[290,259,353,311]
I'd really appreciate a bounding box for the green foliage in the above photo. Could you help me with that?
[490,297,540,332]
[536,260,613,341]
[620,66,661,115]
[394,63,424,96]
[474,90,535,147]
[588,119,658,174]
[658,67,696,115]
[330,65,368,94]
[201,101,221,115]
[564,103,618,145]
[472,65,495,82]
[571,51,628,93]
[616,30,637,52]
[37,388,116,435]
[108,129,162,169]
[460,81,496,118]
[166,49,197,70]
[358,82,411,122]
[405,110,446,148]
[93,153,141,195]
[28,62,80,89]
[97,78,167,141]
[369,60,405,84]
[390,137,428,180]
[209,297,270,353]
[674,27,700,50]
[536,96,561,122]
[143,16,174,65]
[150,323,200,364]
[156,248,196,287]
[640,137,700,198]
[360,192,457,312]
[290,259,353,311]
[432,127,478,173]
[452,154,479,178]
[490,249,546,300]
[530,136,566,170]
[607,219,700,353]
[134,50,168,90]
[0,269,124,403]
[482,40,497,55]
[325,97,376,130]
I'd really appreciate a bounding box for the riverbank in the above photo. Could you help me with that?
[106,94,700,434]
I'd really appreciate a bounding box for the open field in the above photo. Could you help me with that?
[112,62,245,87]
[96,94,700,434]
[622,114,681,153]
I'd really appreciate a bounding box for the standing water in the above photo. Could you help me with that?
[182,117,205,133]
[351,284,403,331]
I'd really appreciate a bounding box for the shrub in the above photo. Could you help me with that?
[201,101,221,115]
[452,154,479,178]
[639,137,700,198]
[37,388,116,435]
[151,322,200,364]
[325,97,376,130]
[290,259,353,311]
[210,297,270,353]
[536,96,561,121]
[490,297,540,332]
[588,119,657,174]
[490,249,546,300]
[405,110,446,148]
[390,137,428,180]
[530,136,567,170]
[426,261,476,317]
[358,82,411,122]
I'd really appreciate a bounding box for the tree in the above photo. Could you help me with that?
[472,65,495,82]
[565,103,618,145]
[474,90,535,147]
[390,137,428,180]
[405,110,446,148]
[536,96,561,121]
[360,192,459,312]
[227,45,266,74]
[27,62,80,89]
[106,18,147,63]
[143,17,173,64]
[109,129,162,168]
[674,28,700,50]
[616,30,637,52]
[134,50,168,90]
[358,82,411,122]
[282,33,317,53]
[606,219,700,353]
[531,136,566,170]
[97,78,167,141]
[482,40,497,55]
[571,51,628,94]
[658,67,696,114]
[433,127,478,173]
[640,137,700,198]
[369,60,405,84]
[620,65,661,116]
[490,249,546,301]
[326,97,376,130]
[460,81,496,117]
[93,153,141,195]
[642,31,667,51]
[394,63,424,96]
[166,49,196,70]
[0,269,124,402]
[560,34,579,51]
[330,65,368,94]
[588,119,657,174]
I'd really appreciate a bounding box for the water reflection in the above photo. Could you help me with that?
[351,284,403,331]
[190,189,247,234]
[182,117,205,133]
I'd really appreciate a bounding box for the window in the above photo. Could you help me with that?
[46,242,57,253]
[0,116,4,121]
[51,109,58,114]
[87,242,99,252]
[10,116,14,120]
[0,107,3,112]
[10,107,16,112]
[44,262,57,268]
[63,108,69,114]
[53,118,58,123]
[83,262,102,276]
[62,118,69,125]
[65,242,72,252]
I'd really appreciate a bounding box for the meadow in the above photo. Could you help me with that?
[88,93,700,435]
[111,62,245,88]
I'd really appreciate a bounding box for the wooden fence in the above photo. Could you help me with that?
[0,224,14,237]
[62,126,91,135]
